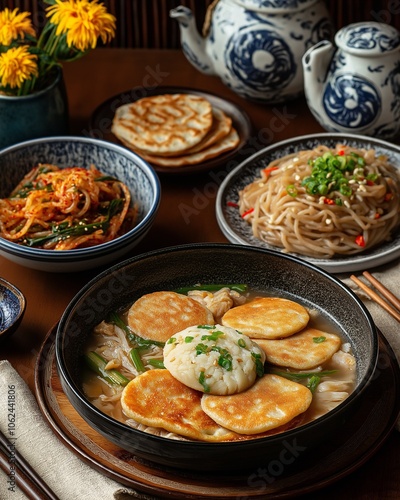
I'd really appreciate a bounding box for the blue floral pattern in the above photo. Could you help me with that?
[345,25,400,53]
[323,73,381,128]
[224,28,295,91]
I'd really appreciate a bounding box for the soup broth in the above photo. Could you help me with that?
[82,285,356,440]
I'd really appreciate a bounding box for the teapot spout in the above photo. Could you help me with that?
[170,6,215,75]
[302,40,335,100]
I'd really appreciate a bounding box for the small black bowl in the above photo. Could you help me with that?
[55,244,378,472]
[0,278,26,342]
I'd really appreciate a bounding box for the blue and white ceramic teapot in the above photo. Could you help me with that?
[303,22,400,139]
[170,0,332,103]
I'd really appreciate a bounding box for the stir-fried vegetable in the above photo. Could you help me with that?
[174,284,248,294]
[24,198,124,247]
[107,311,165,348]
[84,351,129,386]
[270,369,336,393]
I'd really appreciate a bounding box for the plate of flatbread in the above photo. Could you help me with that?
[89,87,253,174]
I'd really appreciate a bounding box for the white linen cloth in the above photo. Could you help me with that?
[0,258,398,499]
[0,360,154,500]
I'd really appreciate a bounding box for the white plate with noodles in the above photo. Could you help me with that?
[216,133,400,273]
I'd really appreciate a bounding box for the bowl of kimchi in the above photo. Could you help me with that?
[0,136,160,272]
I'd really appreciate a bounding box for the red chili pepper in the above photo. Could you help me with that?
[242,208,254,218]
[385,193,393,201]
[355,235,365,247]
[262,166,279,176]
[338,150,345,156]
[374,213,381,219]
[366,180,375,186]
[226,201,239,208]
[323,197,335,205]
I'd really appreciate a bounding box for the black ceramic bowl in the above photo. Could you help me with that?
[55,244,378,472]
[0,278,26,342]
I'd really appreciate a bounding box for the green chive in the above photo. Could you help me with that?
[199,371,210,393]
[84,351,129,386]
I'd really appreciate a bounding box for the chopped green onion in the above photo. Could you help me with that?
[167,337,176,344]
[199,371,210,393]
[211,346,233,371]
[108,312,165,348]
[201,330,224,342]
[313,336,326,343]
[302,151,366,198]
[84,351,129,386]
[129,348,145,373]
[286,184,298,197]
[252,352,265,377]
[238,338,246,348]
[307,375,321,393]
[185,336,194,343]
[147,359,165,369]
[195,343,209,355]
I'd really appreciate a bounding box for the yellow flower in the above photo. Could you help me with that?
[0,46,38,89]
[0,8,36,46]
[46,0,116,52]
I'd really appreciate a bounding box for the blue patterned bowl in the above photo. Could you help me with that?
[0,278,26,342]
[0,137,161,272]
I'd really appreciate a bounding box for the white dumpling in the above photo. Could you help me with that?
[163,324,265,395]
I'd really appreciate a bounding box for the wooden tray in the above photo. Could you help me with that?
[34,325,400,499]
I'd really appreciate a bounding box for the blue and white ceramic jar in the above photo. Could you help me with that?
[171,0,332,103]
[303,22,400,139]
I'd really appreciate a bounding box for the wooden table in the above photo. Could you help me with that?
[1,49,400,499]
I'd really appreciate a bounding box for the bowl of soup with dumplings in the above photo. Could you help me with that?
[56,243,378,472]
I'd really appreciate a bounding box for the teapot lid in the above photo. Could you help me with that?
[335,22,400,56]
[233,0,319,13]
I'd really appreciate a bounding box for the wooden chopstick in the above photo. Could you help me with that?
[362,271,400,311]
[0,429,60,500]
[350,273,400,323]
[0,445,48,500]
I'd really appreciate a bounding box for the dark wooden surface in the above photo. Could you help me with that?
[1,48,400,498]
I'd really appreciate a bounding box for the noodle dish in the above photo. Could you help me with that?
[216,134,400,273]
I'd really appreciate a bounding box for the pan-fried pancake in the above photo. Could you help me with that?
[255,327,342,369]
[221,297,310,339]
[121,369,238,442]
[111,94,213,155]
[163,324,265,395]
[130,107,232,157]
[127,291,214,342]
[201,374,312,434]
[123,127,240,167]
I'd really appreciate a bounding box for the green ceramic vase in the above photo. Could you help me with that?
[0,68,69,151]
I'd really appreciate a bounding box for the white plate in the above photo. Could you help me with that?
[216,133,400,274]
